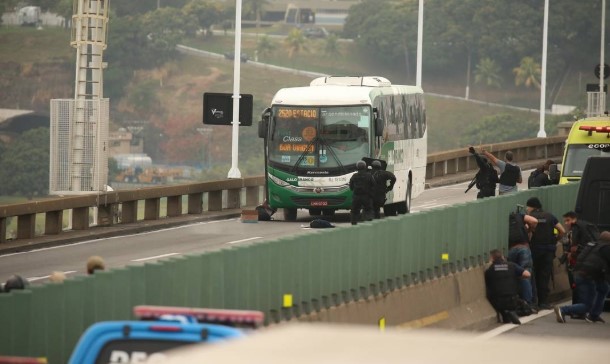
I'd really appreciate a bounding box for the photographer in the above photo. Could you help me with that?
[467,146,499,199]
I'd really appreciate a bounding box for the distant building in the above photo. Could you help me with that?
[109,128,143,156]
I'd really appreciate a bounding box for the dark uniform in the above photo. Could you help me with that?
[485,257,525,324]
[555,240,610,323]
[469,147,499,199]
[528,207,559,307]
[371,161,396,219]
[349,161,375,225]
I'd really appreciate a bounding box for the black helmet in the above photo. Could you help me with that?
[372,160,382,169]
[356,160,367,170]
[4,275,27,293]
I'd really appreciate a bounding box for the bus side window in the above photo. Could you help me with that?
[402,95,411,139]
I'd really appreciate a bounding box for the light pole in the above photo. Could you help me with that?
[599,0,606,114]
[228,0,243,178]
[416,0,424,88]
[538,0,549,138]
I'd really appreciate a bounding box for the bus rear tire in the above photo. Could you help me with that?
[283,208,298,221]
[384,204,397,216]
[397,179,412,214]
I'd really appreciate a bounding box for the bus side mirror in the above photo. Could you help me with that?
[375,117,384,137]
[549,163,560,184]
[258,108,271,139]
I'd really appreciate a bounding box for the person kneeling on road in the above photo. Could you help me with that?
[554,231,610,324]
[485,249,532,325]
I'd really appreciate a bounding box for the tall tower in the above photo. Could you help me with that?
[50,0,110,195]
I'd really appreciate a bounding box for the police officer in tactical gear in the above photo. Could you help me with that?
[554,231,610,323]
[371,160,396,219]
[526,197,565,309]
[483,150,522,194]
[468,146,499,199]
[349,160,375,225]
[485,249,531,324]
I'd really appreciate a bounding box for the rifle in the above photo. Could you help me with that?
[465,176,477,193]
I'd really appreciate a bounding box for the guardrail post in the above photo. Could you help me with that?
[0,217,6,243]
[188,193,203,214]
[72,207,89,230]
[122,201,138,223]
[97,205,116,226]
[17,213,36,239]
[227,188,240,209]
[208,191,222,211]
[245,186,259,207]
[144,198,160,220]
[45,210,64,234]
[167,196,182,217]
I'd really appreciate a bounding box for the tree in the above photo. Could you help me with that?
[183,0,226,36]
[460,114,538,146]
[513,57,541,89]
[256,35,276,61]
[474,58,502,89]
[0,128,50,199]
[244,0,269,30]
[285,28,308,61]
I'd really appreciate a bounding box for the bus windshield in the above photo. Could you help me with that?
[269,106,371,171]
[563,144,610,177]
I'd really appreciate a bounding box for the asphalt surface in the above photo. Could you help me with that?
[0,178,477,282]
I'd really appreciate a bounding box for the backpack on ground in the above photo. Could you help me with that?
[310,219,335,228]
[255,205,272,221]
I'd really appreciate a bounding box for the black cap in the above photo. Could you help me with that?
[356,160,367,170]
[526,197,542,209]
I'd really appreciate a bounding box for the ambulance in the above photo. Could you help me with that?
[558,118,610,184]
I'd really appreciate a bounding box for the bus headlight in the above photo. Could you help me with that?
[268,173,289,186]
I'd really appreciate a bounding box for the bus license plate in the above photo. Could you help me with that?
[310,200,328,206]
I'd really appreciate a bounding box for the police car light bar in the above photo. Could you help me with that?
[579,125,610,135]
[134,306,265,328]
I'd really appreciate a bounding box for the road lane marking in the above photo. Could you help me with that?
[27,270,77,282]
[398,311,450,329]
[0,219,240,259]
[225,237,262,245]
[131,253,180,262]
[475,307,557,340]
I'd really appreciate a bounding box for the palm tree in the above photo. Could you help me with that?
[474,58,502,89]
[257,35,276,61]
[285,28,308,64]
[513,57,541,89]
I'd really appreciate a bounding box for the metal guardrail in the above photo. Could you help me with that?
[0,136,565,244]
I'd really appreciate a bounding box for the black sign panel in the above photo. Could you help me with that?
[203,92,253,126]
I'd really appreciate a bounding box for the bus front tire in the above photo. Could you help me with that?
[384,204,397,216]
[397,179,412,214]
[283,208,298,221]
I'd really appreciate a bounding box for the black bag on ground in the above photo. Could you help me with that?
[310,219,335,228]
[256,205,272,221]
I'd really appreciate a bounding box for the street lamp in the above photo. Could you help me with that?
[538,0,549,138]
[228,0,243,178]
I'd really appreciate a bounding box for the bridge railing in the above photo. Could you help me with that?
[0,136,565,244]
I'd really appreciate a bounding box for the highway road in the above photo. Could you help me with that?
[0,179,478,283]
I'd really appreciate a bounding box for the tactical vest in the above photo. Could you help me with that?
[486,261,519,298]
[351,172,372,195]
[529,210,555,246]
[574,241,610,280]
[499,163,520,186]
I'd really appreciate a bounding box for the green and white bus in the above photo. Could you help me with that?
[258,76,427,221]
